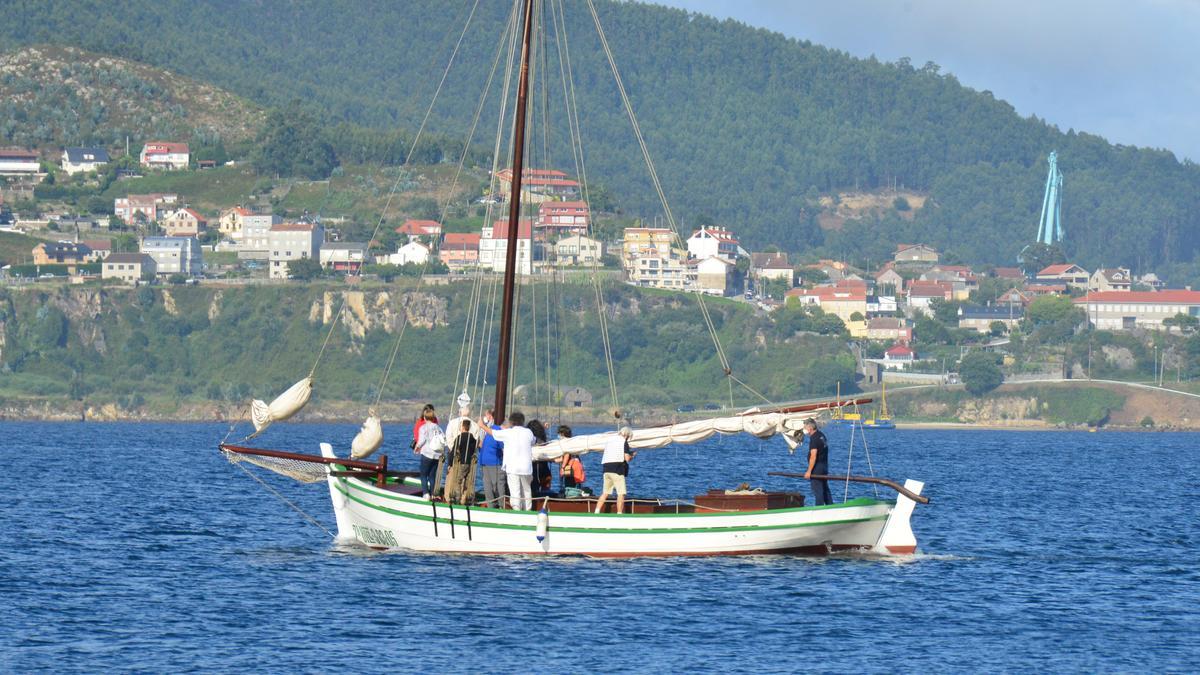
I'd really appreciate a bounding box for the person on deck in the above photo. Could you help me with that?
[479,411,535,511]
[412,403,437,450]
[478,409,505,508]
[413,406,445,499]
[802,418,833,506]
[528,419,554,497]
[444,419,478,505]
[594,427,635,514]
[556,425,585,490]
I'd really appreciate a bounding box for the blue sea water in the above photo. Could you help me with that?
[1,421,1197,673]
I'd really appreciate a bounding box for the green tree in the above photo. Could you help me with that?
[929,298,962,325]
[1020,243,1066,276]
[960,351,1003,395]
[1027,295,1080,326]
[988,320,1007,337]
[893,196,910,211]
[1163,312,1199,333]
[254,108,338,180]
[286,257,324,280]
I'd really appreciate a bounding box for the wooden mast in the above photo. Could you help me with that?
[493,0,536,422]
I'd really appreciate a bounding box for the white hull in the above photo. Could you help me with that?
[321,445,923,557]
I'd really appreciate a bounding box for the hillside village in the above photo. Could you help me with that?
[4,143,1200,394]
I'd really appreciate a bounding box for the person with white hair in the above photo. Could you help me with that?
[594,426,636,514]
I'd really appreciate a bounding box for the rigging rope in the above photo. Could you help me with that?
[231,460,334,538]
[375,0,521,411]
[553,0,619,417]
[307,0,483,384]
[585,0,766,410]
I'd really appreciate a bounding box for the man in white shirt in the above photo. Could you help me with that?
[480,411,535,511]
[594,427,634,514]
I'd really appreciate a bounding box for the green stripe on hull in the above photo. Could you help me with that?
[338,476,892,518]
[333,482,888,535]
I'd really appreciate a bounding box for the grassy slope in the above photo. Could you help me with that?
[0,231,46,267]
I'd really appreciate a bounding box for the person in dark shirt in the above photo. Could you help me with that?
[444,419,478,505]
[802,418,833,506]
[528,419,554,497]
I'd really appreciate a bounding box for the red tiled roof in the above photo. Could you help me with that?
[786,287,866,302]
[179,208,206,221]
[895,243,935,253]
[270,222,317,232]
[396,219,442,235]
[690,226,739,244]
[490,218,534,239]
[993,267,1024,279]
[83,239,111,250]
[538,201,589,213]
[908,280,953,297]
[442,232,481,250]
[1037,263,1080,276]
[0,147,38,159]
[751,252,790,269]
[142,141,189,154]
[885,344,915,356]
[1075,290,1200,304]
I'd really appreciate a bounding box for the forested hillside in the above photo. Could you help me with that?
[3,1,1198,274]
[0,282,855,415]
[0,45,263,149]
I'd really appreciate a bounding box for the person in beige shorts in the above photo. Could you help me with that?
[594,427,635,514]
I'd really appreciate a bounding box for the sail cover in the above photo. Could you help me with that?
[531,411,808,461]
[350,413,384,459]
[249,377,313,438]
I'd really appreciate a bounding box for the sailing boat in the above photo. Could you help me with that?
[860,381,896,430]
[219,0,927,557]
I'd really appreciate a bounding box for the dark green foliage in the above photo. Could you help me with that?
[3,1,1199,274]
[1020,243,1066,275]
[774,303,847,337]
[1026,295,1078,325]
[960,351,1003,395]
[254,109,338,179]
[286,258,324,281]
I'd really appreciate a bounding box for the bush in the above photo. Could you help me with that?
[960,351,1003,396]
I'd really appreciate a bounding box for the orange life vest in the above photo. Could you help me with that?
[565,457,585,483]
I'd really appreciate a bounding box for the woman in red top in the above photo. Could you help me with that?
[411,403,437,448]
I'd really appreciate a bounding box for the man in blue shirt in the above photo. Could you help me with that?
[802,418,832,506]
[479,409,505,507]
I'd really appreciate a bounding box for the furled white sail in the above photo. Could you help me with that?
[531,411,809,461]
[248,377,313,438]
[350,412,383,459]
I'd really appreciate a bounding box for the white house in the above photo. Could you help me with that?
[114,193,178,225]
[237,213,283,259]
[162,208,208,237]
[386,241,431,266]
[750,252,791,282]
[139,141,190,170]
[695,256,734,296]
[320,241,368,273]
[1075,290,1200,332]
[102,252,155,284]
[61,147,110,175]
[686,226,739,261]
[140,236,203,277]
[554,234,602,266]
[480,218,533,275]
[0,147,40,175]
[268,222,323,279]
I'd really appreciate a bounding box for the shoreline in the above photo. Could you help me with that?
[0,401,1185,432]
